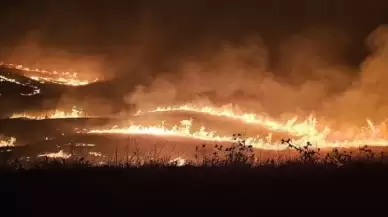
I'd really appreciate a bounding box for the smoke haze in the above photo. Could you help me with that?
[2,0,388,123]
[125,25,388,124]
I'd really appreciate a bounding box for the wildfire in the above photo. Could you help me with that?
[0,136,16,147]
[92,109,388,150]
[88,119,236,143]
[0,62,98,86]
[135,104,325,138]
[10,106,85,120]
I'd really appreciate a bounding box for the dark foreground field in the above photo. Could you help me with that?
[1,160,388,216]
[2,135,388,216]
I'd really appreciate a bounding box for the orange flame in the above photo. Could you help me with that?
[136,104,327,137]
[0,62,98,86]
[0,136,16,147]
[87,118,388,150]
[38,150,72,159]
[88,119,234,142]
[10,106,85,119]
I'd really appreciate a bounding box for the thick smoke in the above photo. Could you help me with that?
[125,25,388,124]
[2,1,388,124]
[0,30,107,80]
[322,25,388,124]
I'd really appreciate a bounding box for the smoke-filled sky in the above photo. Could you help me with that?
[2,0,388,123]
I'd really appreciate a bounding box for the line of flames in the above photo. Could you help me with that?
[10,106,84,119]
[0,62,98,86]
[5,101,388,150]
[136,104,328,138]
[137,104,388,139]
[37,150,103,159]
[38,150,72,159]
[87,118,388,150]
[0,74,41,96]
[36,150,185,166]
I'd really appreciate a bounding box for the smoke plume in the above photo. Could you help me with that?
[125,25,388,125]
[2,1,388,124]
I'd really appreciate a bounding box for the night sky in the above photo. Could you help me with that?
[1,0,388,73]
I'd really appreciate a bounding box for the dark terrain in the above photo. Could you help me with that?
[1,162,388,216]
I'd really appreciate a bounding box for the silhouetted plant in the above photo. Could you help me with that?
[195,133,255,166]
[0,147,14,166]
[358,145,375,161]
[4,136,388,170]
[324,148,352,167]
[281,139,320,163]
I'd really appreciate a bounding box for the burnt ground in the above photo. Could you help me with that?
[1,165,388,216]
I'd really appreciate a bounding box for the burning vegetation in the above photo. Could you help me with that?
[3,25,388,166]
[10,106,85,120]
[4,2,388,215]
[0,135,16,147]
[87,104,388,150]
[0,62,99,86]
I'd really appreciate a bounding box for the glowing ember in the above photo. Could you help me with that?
[38,150,72,159]
[0,136,16,147]
[10,106,85,119]
[169,157,186,166]
[0,62,98,86]
[75,143,95,147]
[89,152,103,157]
